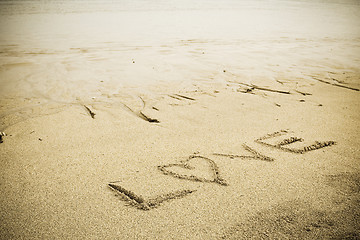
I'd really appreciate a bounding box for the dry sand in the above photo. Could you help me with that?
[1,0,360,239]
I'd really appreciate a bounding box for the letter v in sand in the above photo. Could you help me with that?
[213,144,275,162]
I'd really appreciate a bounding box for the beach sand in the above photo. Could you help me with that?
[1,0,360,239]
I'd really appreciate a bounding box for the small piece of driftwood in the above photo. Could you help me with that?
[174,94,196,101]
[139,112,160,123]
[84,105,96,119]
[168,95,183,101]
[122,102,160,123]
[295,90,312,96]
[312,77,359,91]
[0,132,6,143]
[236,82,290,94]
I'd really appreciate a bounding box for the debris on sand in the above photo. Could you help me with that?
[0,132,6,143]
[312,77,360,91]
[84,105,96,119]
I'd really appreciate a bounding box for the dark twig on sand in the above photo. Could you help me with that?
[174,94,196,101]
[84,105,96,119]
[312,77,359,92]
[168,94,196,101]
[234,82,290,94]
[168,95,183,101]
[139,111,160,123]
[295,90,312,96]
[276,80,284,85]
[121,99,160,123]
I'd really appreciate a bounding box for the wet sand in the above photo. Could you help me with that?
[1,0,360,239]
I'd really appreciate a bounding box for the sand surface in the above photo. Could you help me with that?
[1,0,360,239]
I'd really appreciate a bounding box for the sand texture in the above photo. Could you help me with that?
[1,0,360,239]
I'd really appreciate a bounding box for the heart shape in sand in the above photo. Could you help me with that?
[158,155,228,186]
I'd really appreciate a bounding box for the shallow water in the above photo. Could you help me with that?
[0,0,359,110]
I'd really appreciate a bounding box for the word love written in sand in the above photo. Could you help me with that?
[108,155,228,211]
[108,145,276,210]
[109,130,336,210]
